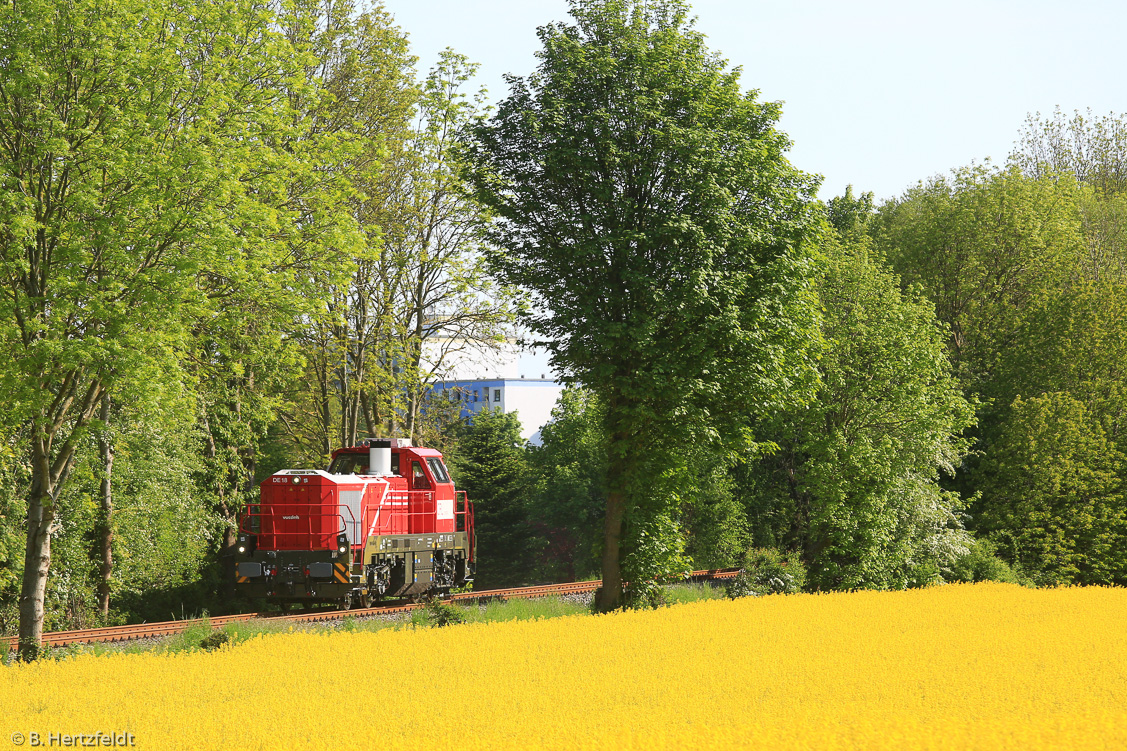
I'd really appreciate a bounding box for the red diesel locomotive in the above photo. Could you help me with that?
[233,439,475,609]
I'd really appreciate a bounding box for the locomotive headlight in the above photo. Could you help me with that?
[238,545,246,554]
[337,533,348,554]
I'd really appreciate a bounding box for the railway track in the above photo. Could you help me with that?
[4,568,739,650]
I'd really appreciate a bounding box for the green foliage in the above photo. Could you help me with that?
[198,630,230,652]
[826,186,876,239]
[678,463,748,570]
[0,0,367,652]
[662,582,727,605]
[1011,107,1127,195]
[0,430,29,633]
[948,538,1030,586]
[423,596,467,627]
[875,165,1085,391]
[622,511,692,609]
[449,409,535,588]
[465,0,823,609]
[744,221,974,590]
[975,392,1127,585]
[726,548,807,598]
[279,40,515,458]
[992,280,1127,437]
[526,388,607,582]
[878,156,1127,588]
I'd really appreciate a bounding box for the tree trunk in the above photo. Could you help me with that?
[94,394,114,619]
[596,488,626,611]
[596,403,632,612]
[19,381,102,660]
[18,485,53,661]
[360,390,377,438]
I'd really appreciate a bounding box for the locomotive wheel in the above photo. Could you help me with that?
[359,592,373,609]
[339,595,352,611]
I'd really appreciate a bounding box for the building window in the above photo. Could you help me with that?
[483,387,490,401]
[494,389,501,402]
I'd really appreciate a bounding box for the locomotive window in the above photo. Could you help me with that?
[329,454,368,475]
[411,461,431,490]
[329,451,402,475]
[426,457,451,483]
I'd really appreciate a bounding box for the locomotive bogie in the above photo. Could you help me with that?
[234,548,356,603]
[364,532,473,597]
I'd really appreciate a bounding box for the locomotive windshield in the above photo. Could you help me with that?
[426,457,451,483]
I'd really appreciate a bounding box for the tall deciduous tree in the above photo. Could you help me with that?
[0,0,321,658]
[875,165,1086,395]
[1011,108,1127,196]
[280,45,514,460]
[191,0,398,541]
[391,52,518,440]
[465,0,822,609]
[1011,111,1127,283]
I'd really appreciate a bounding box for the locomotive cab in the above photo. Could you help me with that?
[234,438,474,610]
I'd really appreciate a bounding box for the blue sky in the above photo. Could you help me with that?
[382,0,1126,203]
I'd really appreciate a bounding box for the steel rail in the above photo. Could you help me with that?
[4,568,740,650]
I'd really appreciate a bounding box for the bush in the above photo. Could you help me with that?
[624,582,668,610]
[424,597,466,627]
[948,538,1030,585]
[199,630,230,651]
[727,548,807,598]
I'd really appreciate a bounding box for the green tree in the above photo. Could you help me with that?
[1010,110,1127,283]
[276,2,419,462]
[526,387,607,582]
[189,0,391,551]
[280,45,515,459]
[391,52,519,440]
[993,280,1127,441]
[875,165,1086,394]
[975,392,1127,585]
[528,386,746,581]
[465,0,822,610]
[967,279,1127,584]
[1011,108,1127,196]
[449,409,534,589]
[745,225,974,589]
[0,0,326,658]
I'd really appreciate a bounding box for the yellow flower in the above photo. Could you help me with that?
[2,583,1124,750]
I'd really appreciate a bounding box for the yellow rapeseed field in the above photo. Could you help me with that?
[2,583,1125,750]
